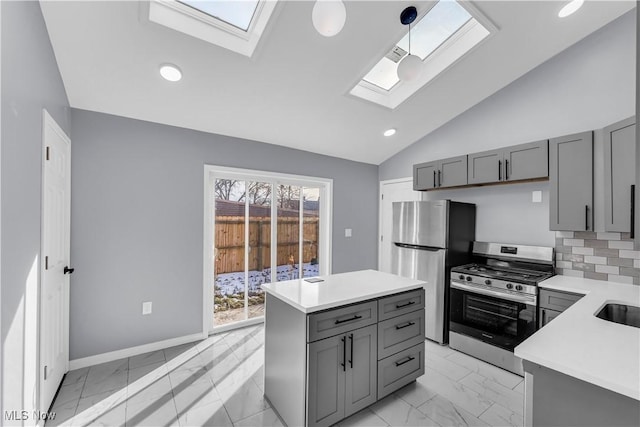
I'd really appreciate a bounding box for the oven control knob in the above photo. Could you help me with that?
[459,274,465,280]
[466,276,473,282]
[484,279,491,285]
[506,283,513,289]
[515,284,523,291]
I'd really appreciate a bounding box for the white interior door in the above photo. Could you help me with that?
[378,178,421,273]
[40,110,71,412]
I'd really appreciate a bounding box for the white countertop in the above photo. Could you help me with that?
[515,275,640,400]
[261,269,425,314]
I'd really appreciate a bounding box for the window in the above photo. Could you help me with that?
[350,0,496,109]
[148,0,278,57]
[204,166,332,331]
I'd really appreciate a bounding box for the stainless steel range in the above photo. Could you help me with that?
[449,242,554,376]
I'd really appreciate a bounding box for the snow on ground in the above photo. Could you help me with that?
[214,263,319,295]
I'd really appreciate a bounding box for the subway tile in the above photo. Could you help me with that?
[572,263,595,272]
[584,272,608,281]
[561,269,584,278]
[619,250,640,260]
[594,248,619,258]
[555,253,563,261]
[607,275,634,285]
[564,239,584,247]
[597,232,621,240]
[555,261,572,269]
[619,267,640,278]
[621,232,632,241]
[595,265,619,275]
[563,254,584,263]
[635,259,640,269]
[584,256,607,265]
[635,276,640,285]
[555,238,565,247]
[556,246,572,254]
[608,257,634,267]
[555,268,564,275]
[572,247,594,256]
[584,239,608,249]
[574,231,597,239]
[609,240,635,250]
[556,231,574,238]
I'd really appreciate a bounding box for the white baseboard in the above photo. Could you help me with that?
[68,332,206,371]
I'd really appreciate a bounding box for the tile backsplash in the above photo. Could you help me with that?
[555,231,640,285]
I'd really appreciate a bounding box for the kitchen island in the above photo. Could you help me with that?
[261,269,426,427]
[515,275,640,427]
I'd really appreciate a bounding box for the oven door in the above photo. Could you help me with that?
[449,281,537,351]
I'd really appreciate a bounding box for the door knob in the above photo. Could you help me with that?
[64,266,74,275]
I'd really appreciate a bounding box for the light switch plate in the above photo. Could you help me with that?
[345,228,352,238]
[532,191,542,203]
[142,301,152,315]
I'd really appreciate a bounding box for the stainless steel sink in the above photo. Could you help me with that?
[596,304,640,328]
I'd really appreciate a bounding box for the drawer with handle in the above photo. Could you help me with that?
[307,300,377,342]
[539,288,583,312]
[377,310,425,359]
[377,342,425,399]
[377,289,425,322]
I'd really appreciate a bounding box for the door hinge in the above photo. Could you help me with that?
[45,256,49,270]
[46,146,50,161]
[44,365,48,380]
[381,235,383,242]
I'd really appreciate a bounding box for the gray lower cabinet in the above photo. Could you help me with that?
[468,140,548,185]
[603,116,636,233]
[414,156,467,190]
[307,324,377,427]
[549,131,594,231]
[538,288,584,328]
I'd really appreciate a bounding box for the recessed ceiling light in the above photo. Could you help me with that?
[159,64,182,82]
[558,0,584,18]
[384,128,397,137]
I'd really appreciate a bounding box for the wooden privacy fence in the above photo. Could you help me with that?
[215,216,319,274]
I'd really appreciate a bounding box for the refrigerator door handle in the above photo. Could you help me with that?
[393,242,442,251]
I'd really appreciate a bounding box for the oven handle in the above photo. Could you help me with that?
[450,281,537,306]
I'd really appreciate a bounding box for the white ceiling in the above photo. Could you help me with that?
[40,1,635,165]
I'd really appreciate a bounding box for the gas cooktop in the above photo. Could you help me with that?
[451,263,553,286]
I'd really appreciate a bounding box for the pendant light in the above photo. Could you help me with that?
[397,6,422,82]
[312,0,347,37]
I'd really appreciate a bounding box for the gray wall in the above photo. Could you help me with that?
[381,10,636,248]
[1,0,70,420]
[69,109,378,359]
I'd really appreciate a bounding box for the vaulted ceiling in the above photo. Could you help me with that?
[41,1,635,164]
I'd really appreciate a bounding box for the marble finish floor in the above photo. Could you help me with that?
[47,324,524,426]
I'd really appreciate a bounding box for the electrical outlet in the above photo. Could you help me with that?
[532,191,542,203]
[345,228,352,238]
[142,301,152,315]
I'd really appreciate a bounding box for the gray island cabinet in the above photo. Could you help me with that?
[261,270,426,427]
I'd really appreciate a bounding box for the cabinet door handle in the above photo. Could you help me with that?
[395,356,415,367]
[505,159,509,180]
[433,170,436,188]
[348,334,353,369]
[395,321,415,330]
[396,300,415,309]
[585,205,589,231]
[341,336,346,372]
[438,170,442,187]
[631,185,635,239]
[335,315,362,325]
[498,160,502,180]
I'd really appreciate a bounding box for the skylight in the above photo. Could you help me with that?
[351,1,495,109]
[178,1,259,31]
[148,0,278,58]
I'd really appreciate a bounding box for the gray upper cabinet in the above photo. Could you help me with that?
[549,131,593,231]
[603,117,636,233]
[414,156,467,190]
[468,141,548,185]
[504,140,548,181]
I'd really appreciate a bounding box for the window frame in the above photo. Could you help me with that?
[203,165,333,333]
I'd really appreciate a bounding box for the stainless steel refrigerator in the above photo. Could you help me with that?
[391,200,475,344]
